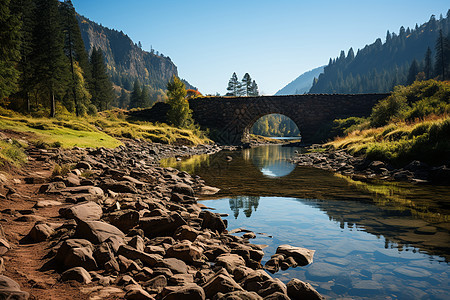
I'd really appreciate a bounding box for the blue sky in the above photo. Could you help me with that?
[72,0,449,95]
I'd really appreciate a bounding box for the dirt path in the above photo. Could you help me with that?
[0,151,89,299]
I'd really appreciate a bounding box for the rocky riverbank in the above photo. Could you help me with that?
[289,146,450,185]
[0,136,322,300]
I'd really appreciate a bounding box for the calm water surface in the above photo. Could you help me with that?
[161,145,450,299]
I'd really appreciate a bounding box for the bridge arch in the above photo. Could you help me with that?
[131,94,389,145]
[244,113,302,141]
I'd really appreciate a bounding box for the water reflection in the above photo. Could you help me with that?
[229,196,260,218]
[243,146,297,177]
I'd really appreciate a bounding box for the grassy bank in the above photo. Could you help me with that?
[0,108,211,165]
[327,80,450,166]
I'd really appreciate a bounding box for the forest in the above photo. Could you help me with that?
[309,11,450,94]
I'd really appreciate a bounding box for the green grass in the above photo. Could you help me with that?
[0,139,27,166]
[0,108,211,150]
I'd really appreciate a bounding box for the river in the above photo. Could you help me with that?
[161,144,450,299]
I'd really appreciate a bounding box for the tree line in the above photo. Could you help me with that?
[309,11,450,94]
[0,0,114,117]
[226,72,259,96]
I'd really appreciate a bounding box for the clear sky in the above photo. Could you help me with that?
[72,0,449,95]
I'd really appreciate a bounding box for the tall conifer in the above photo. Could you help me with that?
[90,47,114,111]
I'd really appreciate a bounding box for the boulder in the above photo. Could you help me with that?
[60,267,92,284]
[215,291,262,300]
[28,222,54,242]
[124,287,154,300]
[173,225,198,242]
[275,245,315,266]
[61,186,104,197]
[108,210,140,232]
[64,173,81,187]
[99,181,138,194]
[0,275,29,300]
[117,245,162,267]
[286,278,323,300]
[263,292,290,300]
[166,241,203,263]
[171,183,194,196]
[59,201,103,222]
[156,258,188,274]
[199,210,226,234]
[55,239,97,271]
[128,235,145,252]
[75,220,125,244]
[215,253,246,273]
[143,275,167,294]
[75,161,92,170]
[202,270,243,298]
[139,212,186,238]
[38,182,66,194]
[162,284,205,300]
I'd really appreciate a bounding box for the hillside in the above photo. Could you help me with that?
[77,15,194,91]
[275,66,324,95]
[309,11,450,93]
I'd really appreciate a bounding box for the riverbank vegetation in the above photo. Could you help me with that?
[327,80,450,165]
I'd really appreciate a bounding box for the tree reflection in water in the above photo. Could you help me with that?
[229,196,260,218]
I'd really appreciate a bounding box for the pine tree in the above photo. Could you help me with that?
[166,76,192,128]
[226,72,241,96]
[140,85,150,108]
[423,47,433,79]
[242,73,252,96]
[407,59,419,84]
[129,80,141,109]
[32,0,68,117]
[10,0,35,111]
[60,0,91,116]
[249,80,259,96]
[90,47,114,111]
[0,0,22,101]
[435,30,449,80]
[118,89,129,109]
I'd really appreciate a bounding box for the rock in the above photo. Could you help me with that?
[242,270,273,291]
[280,256,297,270]
[168,273,194,286]
[38,182,66,194]
[202,270,243,298]
[139,212,187,238]
[34,200,63,208]
[61,186,104,197]
[76,161,92,170]
[200,210,227,234]
[259,279,287,297]
[128,235,145,252]
[275,245,315,266]
[163,284,205,300]
[124,287,154,300]
[108,210,140,232]
[171,183,194,196]
[75,220,125,244]
[59,201,103,222]
[99,181,138,194]
[166,241,203,263]
[215,253,246,273]
[173,225,198,242]
[93,242,119,272]
[263,292,290,300]
[264,255,283,274]
[65,173,81,187]
[117,275,138,286]
[55,239,97,271]
[156,258,188,274]
[28,222,54,242]
[0,275,29,300]
[286,278,323,300]
[243,232,256,239]
[143,275,167,294]
[199,186,220,195]
[60,267,92,283]
[215,291,262,300]
[117,245,162,267]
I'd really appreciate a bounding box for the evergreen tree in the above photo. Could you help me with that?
[129,80,141,109]
[249,80,259,96]
[166,76,192,128]
[242,73,252,96]
[0,0,22,101]
[435,30,449,80]
[118,89,129,109]
[140,85,150,108]
[90,47,114,111]
[10,0,35,111]
[226,72,241,96]
[407,59,420,84]
[31,0,68,117]
[60,0,91,116]
[423,47,433,79]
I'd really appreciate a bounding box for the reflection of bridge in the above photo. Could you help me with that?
[132,94,389,144]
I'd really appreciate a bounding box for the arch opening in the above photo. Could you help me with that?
[248,113,301,139]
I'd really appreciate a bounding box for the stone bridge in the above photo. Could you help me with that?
[131,94,390,144]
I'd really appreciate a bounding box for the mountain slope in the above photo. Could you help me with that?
[309,11,450,94]
[275,66,324,95]
[77,15,193,91]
